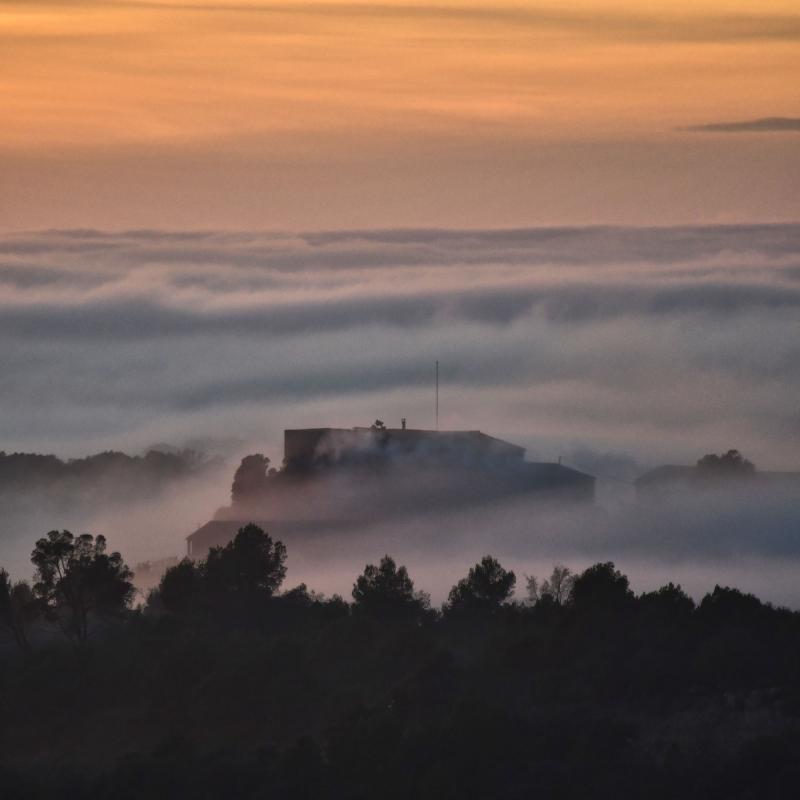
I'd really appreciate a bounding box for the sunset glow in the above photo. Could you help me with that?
[2,0,799,228]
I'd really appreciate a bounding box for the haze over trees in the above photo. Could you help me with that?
[0,448,221,504]
[0,447,227,578]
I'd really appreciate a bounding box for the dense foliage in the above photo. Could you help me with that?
[31,530,135,643]
[2,525,800,799]
[231,455,273,506]
[351,555,430,620]
[446,554,515,612]
[0,449,219,503]
[696,449,756,476]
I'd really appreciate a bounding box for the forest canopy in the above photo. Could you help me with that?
[2,524,800,798]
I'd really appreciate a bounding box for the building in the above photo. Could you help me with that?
[283,426,526,472]
[186,426,595,557]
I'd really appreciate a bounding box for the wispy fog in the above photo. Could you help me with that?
[0,454,232,579]
[238,475,799,608]
[1,226,798,603]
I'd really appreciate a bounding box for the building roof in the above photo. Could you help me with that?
[283,426,526,470]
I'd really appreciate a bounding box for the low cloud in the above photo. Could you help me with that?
[0,225,798,472]
[681,117,800,133]
[1,225,799,605]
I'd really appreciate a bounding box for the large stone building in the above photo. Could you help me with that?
[187,425,595,557]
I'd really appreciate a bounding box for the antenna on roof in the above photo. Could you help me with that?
[435,360,439,430]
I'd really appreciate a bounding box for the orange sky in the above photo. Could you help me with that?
[2,0,799,228]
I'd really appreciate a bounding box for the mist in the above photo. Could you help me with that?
[0,447,233,579]
[1,225,798,605]
[2,225,799,465]
[244,476,800,609]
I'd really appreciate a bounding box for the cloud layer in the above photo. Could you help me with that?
[1,225,798,472]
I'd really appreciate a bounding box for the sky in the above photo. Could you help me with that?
[2,0,799,229]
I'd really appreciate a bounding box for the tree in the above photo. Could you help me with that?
[204,523,287,596]
[696,585,765,626]
[157,557,202,612]
[524,574,539,605]
[231,454,271,505]
[447,556,516,613]
[31,530,134,643]
[696,449,755,477]
[0,569,38,652]
[352,555,429,619]
[568,562,634,615]
[529,564,574,606]
[150,525,287,616]
[638,582,695,621]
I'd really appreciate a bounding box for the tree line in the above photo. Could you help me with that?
[2,524,800,799]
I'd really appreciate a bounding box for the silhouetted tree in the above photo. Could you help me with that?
[0,569,38,652]
[524,574,539,605]
[696,449,755,476]
[352,555,429,619]
[447,555,516,613]
[5,525,800,796]
[157,557,202,613]
[638,582,695,621]
[569,562,634,614]
[696,584,766,626]
[529,564,574,606]
[205,523,287,596]
[31,530,134,643]
[151,526,287,616]
[694,586,776,687]
[231,454,271,505]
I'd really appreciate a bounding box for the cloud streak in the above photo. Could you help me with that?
[682,117,800,133]
[44,2,800,44]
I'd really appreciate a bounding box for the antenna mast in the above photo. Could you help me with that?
[435,360,439,430]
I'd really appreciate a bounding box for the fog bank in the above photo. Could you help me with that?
[1,225,798,469]
[1,225,798,603]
